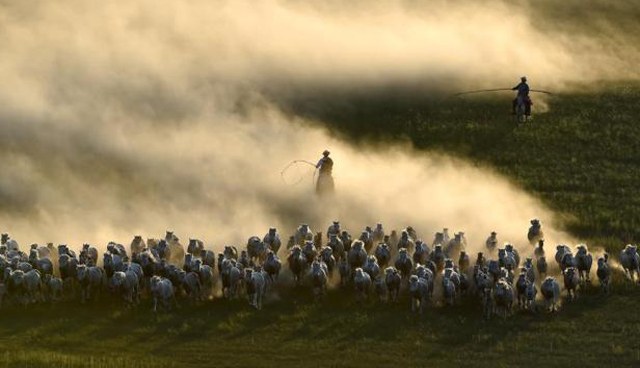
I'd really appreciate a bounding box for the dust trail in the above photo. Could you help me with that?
[1,0,637,251]
[0,100,574,252]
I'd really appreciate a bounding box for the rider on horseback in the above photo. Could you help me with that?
[315,150,335,196]
[512,76,532,116]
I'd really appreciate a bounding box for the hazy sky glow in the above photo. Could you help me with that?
[1,0,637,253]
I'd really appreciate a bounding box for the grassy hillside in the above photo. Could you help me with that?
[0,280,639,368]
[292,83,640,249]
[1,84,639,367]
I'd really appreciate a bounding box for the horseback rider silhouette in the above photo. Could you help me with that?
[512,76,532,116]
[315,150,334,196]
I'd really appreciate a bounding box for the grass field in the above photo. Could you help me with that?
[293,83,640,247]
[0,278,639,368]
[1,84,640,367]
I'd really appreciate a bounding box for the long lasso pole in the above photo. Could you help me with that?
[452,88,553,97]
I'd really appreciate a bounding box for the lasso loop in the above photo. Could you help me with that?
[280,160,318,187]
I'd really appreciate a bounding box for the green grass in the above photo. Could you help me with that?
[1,279,639,368]
[3,85,640,367]
[293,83,640,248]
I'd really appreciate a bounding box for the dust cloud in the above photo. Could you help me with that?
[1,0,637,253]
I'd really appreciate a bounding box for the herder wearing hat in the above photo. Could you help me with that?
[315,150,335,197]
[512,76,532,116]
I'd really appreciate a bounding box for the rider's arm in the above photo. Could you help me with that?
[316,158,324,168]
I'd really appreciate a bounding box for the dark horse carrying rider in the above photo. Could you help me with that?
[512,76,532,116]
[315,150,335,196]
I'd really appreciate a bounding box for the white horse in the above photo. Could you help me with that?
[515,96,529,123]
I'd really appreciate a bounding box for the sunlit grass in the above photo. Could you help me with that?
[298,83,640,246]
[0,351,173,368]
